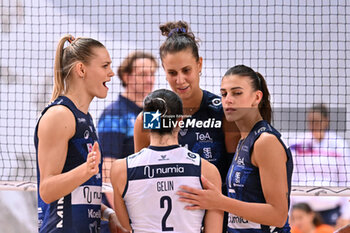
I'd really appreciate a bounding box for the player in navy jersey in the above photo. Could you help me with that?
[178,65,293,233]
[134,20,240,187]
[110,89,223,232]
[98,51,158,233]
[133,21,239,232]
[34,35,127,233]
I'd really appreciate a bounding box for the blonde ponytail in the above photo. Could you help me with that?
[51,35,72,101]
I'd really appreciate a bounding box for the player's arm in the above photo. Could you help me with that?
[222,117,240,153]
[201,159,224,233]
[218,133,289,227]
[110,159,132,231]
[133,112,150,152]
[178,133,289,227]
[246,133,289,226]
[101,203,130,233]
[103,157,116,209]
[38,106,100,204]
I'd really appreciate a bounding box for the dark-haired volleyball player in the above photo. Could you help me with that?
[178,65,293,233]
[111,89,223,232]
[133,21,240,232]
[134,21,239,179]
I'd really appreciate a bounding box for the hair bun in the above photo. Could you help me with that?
[160,21,190,38]
[144,97,167,116]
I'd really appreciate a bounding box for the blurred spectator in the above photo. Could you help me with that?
[290,203,334,233]
[290,103,350,228]
[291,103,350,186]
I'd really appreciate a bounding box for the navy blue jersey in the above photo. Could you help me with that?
[226,120,293,233]
[97,95,142,233]
[178,90,229,180]
[34,96,103,233]
[98,94,142,159]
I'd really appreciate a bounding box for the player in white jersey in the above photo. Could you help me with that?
[110,89,223,233]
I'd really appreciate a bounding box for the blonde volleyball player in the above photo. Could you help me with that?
[110,89,223,232]
[34,35,127,233]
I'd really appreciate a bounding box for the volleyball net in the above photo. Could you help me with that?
[0,0,349,195]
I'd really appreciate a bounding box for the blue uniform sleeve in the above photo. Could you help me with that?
[98,111,136,159]
[98,131,127,159]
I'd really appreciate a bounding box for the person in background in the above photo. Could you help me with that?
[290,103,350,228]
[97,51,158,233]
[290,203,334,233]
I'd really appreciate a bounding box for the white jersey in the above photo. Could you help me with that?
[123,145,205,233]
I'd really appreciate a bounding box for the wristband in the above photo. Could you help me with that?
[102,207,115,221]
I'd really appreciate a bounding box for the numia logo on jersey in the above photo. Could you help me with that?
[83,186,102,204]
[228,215,248,224]
[144,165,185,178]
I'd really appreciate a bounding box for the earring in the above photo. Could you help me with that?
[199,72,202,76]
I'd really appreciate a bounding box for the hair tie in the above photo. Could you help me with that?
[168,27,187,37]
[155,97,168,116]
[68,36,76,44]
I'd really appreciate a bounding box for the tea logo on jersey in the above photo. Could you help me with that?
[143,110,161,129]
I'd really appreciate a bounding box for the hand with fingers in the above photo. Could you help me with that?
[177,175,222,210]
[86,141,101,176]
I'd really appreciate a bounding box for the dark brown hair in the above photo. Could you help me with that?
[159,21,200,61]
[309,103,329,119]
[224,65,272,123]
[292,203,324,227]
[117,51,158,87]
[144,89,183,135]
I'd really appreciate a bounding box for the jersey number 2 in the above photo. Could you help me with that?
[160,196,174,231]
